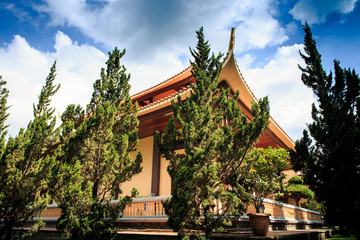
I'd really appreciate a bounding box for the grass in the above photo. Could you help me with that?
[328,234,356,240]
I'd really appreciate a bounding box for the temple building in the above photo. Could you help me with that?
[121,28,295,198]
[40,28,322,230]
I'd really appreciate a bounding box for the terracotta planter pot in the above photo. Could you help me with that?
[247,213,271,236]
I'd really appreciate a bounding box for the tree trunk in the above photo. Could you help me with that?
[204,206,212,240]
[4,219,15,240]
[254,198,262,213]
[355,227,359,240]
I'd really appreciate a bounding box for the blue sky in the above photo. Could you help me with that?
[0,0,359,140]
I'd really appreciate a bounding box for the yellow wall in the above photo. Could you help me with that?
[159,149,185,196]
[121,136,154,197]
[282,169,299,183]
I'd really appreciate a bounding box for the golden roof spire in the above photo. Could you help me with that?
[228,27,235,51]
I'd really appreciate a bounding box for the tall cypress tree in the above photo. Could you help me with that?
[291,23,360,237]
[49,48,142,240]
[0,76,9,154]
[156,27,270,240]
[0,63,60,240]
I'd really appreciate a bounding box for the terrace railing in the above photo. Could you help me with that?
[38,195,322,224]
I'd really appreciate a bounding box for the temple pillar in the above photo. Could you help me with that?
[151,136,160,196]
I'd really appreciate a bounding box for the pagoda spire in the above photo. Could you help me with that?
[228,27,235,51]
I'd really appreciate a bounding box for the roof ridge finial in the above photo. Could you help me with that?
[228,27,235,51]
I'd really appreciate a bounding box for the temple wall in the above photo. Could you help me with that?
[121,136,154,197]
[159,149,185,196]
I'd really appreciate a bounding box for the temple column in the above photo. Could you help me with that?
[151,136,160,196]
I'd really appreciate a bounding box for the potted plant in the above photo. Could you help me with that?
[244,147,289,236]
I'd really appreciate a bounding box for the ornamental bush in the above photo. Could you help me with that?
[243,147,289,213]
[288,176,303,185]
[285,176,314,207]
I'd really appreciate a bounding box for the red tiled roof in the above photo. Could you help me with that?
[131,67,192,101]
[138,85,192,113]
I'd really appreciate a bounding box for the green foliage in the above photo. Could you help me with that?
[329,234,356,240]
[156,27,270,240]
[243,147,289,213]
[301,198,325,214]
[290,23,360,237]
[0,62,60,240]
[285,183,314,207]
[88,48,130,111]
[287,176,303,185]
[0,76,9,153]
[48,48,142,240]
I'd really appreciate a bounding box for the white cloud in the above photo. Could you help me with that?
[0,32,316,143]
[0,32,106,137]
[127,51,187,95]
[1,0,318,141]
[35,0,289,57]
[0,35,52,136]
[242,44,316,140]
[32,0,291,101]
[235,53,256,70]
[54,31,73,51]
[290,0,358,24]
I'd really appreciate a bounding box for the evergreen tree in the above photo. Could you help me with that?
[49,48,142,240]
[0,76,9,154]
[156,27,270,240]
[291,23,360,237]
[0,63,60,240]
